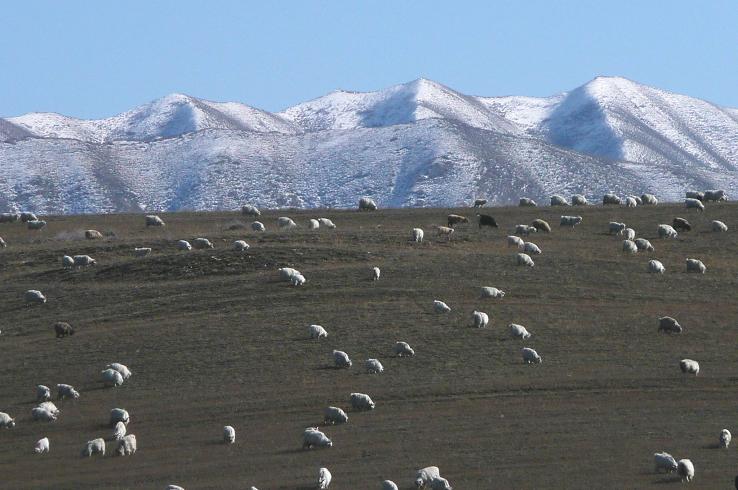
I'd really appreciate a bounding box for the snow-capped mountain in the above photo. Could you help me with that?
[1,77,737,214]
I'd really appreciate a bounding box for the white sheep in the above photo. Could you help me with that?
[81,438,105,457]
[522,347,542,364]
[366,358,384,374]
[372,267,381,281]
[519,197,537,207]
[167,486,185,490]
[510,323,531,339]
[515,224,537,236]
[290,273,306,286]
[472,311,489,328]
[113,421,127,441]
[571,194,588,205]
[333,350,352,368]
[523,242,541,255]
[704,189,728,202]
[653,452,678,473]
[622,240,638,254]
[145,215,166,227]
[277,217,297,229]
[223,425,236,444]
[648,260,665,274]
[641,193,658,205]
[436,226,455,239]
[686,258,706,274]
[658,316,682,334]
[318,467,332,489]
[550,194,569,206]
[480,286,505,298]
[323,406,348,425]
[359,197,378,211]
[73,255,96,267]
[0,412,16,428]
[685,198,705,211]
[57,384,79,400]
[712,220,728,232]
[176,240,192,251]
[309,324,328,339]
[393,341,415,357]
[107,363,132,380]
[62,255,74,268]
[192,237,214,249]
[278,267,298,281]
[559,215,583,228]
[307,219,320,230]
[350,392,375,410]
[382,481,399,490]
[516,253,534,267]
[635,238,655,252]
[657,224,678,239]
[116,434,137,456]
[34,437,50,454]
[25,290,47,304]
[412,228,424,243]
[624,228,636,240]
[37,385,51,402]
[433,300,451,313]
[102,369,125,387]
[608,222,626,235]
[430,477,452,490]
[625,196,638,207]
[241,204,261,217]
[603,193,621,205]
[134,247,152,257]
[251,221,266,232]
[31,407,57,422]
[110,408,130,426]
[507,235,524,249]
[233,240,250,251]
[677,459,694,482]
[720,429,731,448]
[318,218,336,229]
[27,220,47,230]
[302,428,333,449]
[680,359,699,375]
[415,466,441,488]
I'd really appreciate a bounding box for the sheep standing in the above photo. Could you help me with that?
[657,224,678,239]
[712,220,728,232]
[680,359,700,375]
[635,238,654,252]
[302,428,333,449]
[447,214,469,227]
[242,204,261,217]
[415,466,441,488]
[603,193,621,205]
[113,421,127,440]
[251,221,266,232]
[81,438,105,458]
[507,236,524,249]
[0,412,16,428]
[654,452,678,473]
[704,189,728,202]
[318,467,332,489]
[436,226,455,239]
[571,194,588,205]
[318,218,336,228]
[107,363,132,379]
[510,323,531,339]
[673,218,691,231]
[85,229,103,239]
[530,219,551,232]
[393,341,415,357]
[309,325,328,339]
[473,198,487,207]
[648,260,665,274]
[641,193,658,205]
[176,240,192,251]
[608,222,626,235]
[720,429,731,448]
[145,215,165,227]
[372,267,381,281]
[622,240,638,254]
[61,255,74,268]
[308,219,320,230]
[73,255,96,267]
[658,317,682,334]
[134,247,152,257]
[523,242,541,255]
[116,434,137,456]
[110,408,130,426]
[516,253,534,267]
[686,258,706,274]
[233,240,250,251]
[433,300,451,313]
[515,224,536,236]
[323,407,348,425]
[57,384,79,400]
[366,359,384,374]
[358,197,378,211]
[550,195,569,206]
[101,369,125,387]
[412,228,424,243]
[31,407,57,422]
[625,196,638,207]
[38,402,59,416]
[350,393,375,410]
[333,350,352,368]
[37,385,51,402]
[522,347,542,364]
[560,216,582,228]
[430,477,452,490]
[472,311,489,328]
[624,228,636,240]
[192,238,214,249]
[25,290,46,304]
[223,425,236,444]
[480,287,505,298]
[685,198,705,211]
[519,197,537,207]
[34,437,50,454]
[677,459,694,482]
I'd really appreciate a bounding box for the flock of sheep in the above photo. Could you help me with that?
[0,189,732,487]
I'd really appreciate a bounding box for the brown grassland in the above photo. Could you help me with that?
[0,202,737,489]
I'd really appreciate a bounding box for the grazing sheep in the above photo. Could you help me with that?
[359,197,378,211]
[658,316,682,334]
[523,242,541,255]
[654,452,678,473]
[0,236,5,247]
[412,228,424,243]
[318,218,336,229]
[559,216,583,228]
[507,235,524,249]
[0,412,16,428]
[624,196,638,207]
[478,214,499,229]
[133,247,152,257]
[37,385,51,402]
[54,322,75,338]
[622,240,638,254]
[176,239,192,251]
[233,240,250,251]
[415,466,441,488]
[510,323,532,339]
[516,253,534,267]
[531,219,551,233]
[366,359,384,374]
[116,434,137,456]
[278,267,299,281]
[308,219,320,229]
[350,393,375,411]
[447,214,469,227]
[105,361,130,376]
[686,258,706,274]
[472,311,489,328]
[372,266,381,281]
[251,221,266,232]
[302,428,333,449]
[73,255,96,267]
[473,198,487,207]
[333,350,352,368]
[685,198,705,211]
[712,220,728,232]
[680,359,700,375]
[31,407,57,422]
[603,193,621,205]
[519,197,537,207]
[430,477,452,490]
[101,369,125,387]
[309,325,328,339]
[686,190,704,201]
[192,237,214,249]
[624,228,636,240]
[110,408,130,426]
[34,437,50,454]
[290,273,306,286]
[223,425,236,444]
[241,204,261,217]
[318,467,332,489]
[657,224,678,239]
[145,215,165,227]
[382,481,399,490]
[38,402,59,415]
[522,347,542,364]
[27,220,47,230]
[608,222,626,235]
[436,226,455,239]
[704,189,727,202]
[85,229,103,240]
[635,238,654,252]
[433,300,451,313]
[113,421,127,441]
[677,459,694,482]
[480,287,505,299]
[550,195,569,206]
[571,194,588,205]
[81,438,106,458]
[721,429,732,448]
[323,407,348,425]
[515,224,536,236]
[0,212,20,223]
[641,193,658,205]
[648,259,665,274]
[57,384,79,400]
[20,212,37,222]
[25,290,46,304]
[393,341,415,357]
[672,218,691,232]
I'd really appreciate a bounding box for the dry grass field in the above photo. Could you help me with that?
[1,203,737,489]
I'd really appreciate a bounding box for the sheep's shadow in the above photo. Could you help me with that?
[652,476,681,484]
[703,442,721,449]
[315,365,342,371]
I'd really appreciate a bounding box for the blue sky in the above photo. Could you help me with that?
[1,0,736,118]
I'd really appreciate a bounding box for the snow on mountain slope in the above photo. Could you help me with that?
[0,119,34,143]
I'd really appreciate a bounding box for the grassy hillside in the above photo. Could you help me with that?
[0,203,736,489]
